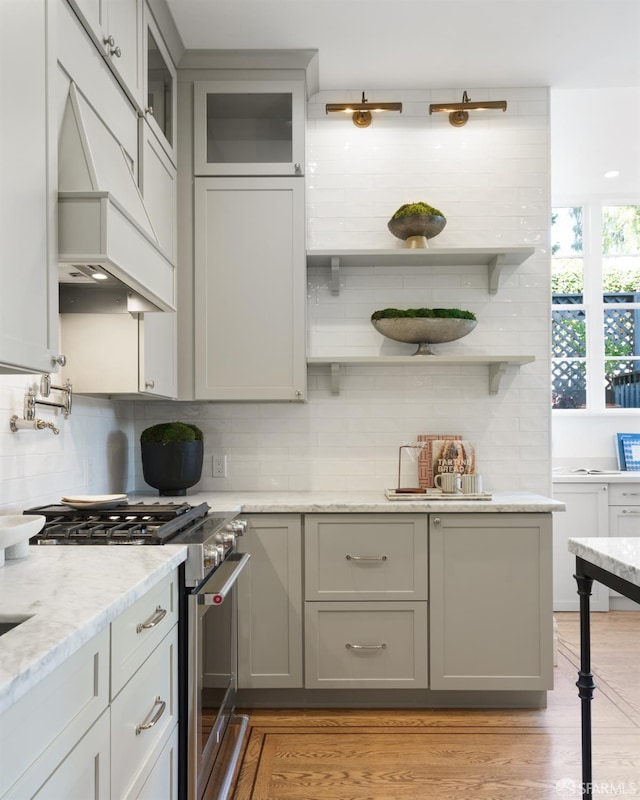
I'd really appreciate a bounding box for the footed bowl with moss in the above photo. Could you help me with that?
[388,202,447,248]
[371,308,477,355]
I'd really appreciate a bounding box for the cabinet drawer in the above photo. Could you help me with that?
[125,723,179,800]
[305,514,428,601]
[0,627,109,797]
[111,626,178,799]
[305,602,428,689]
[111,569,178,698]
[607,483,640,505]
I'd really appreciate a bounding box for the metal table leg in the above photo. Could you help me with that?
[574,564,595,800]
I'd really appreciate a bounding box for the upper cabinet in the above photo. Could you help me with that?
[142,5,176,165]
[0,0,62,374]
[193,79,306,176]
[67,0,144,108]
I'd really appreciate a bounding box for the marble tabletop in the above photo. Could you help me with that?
[568,537,640,589]
[0,545,187,715]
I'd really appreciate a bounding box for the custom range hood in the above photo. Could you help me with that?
[58,83,174,313]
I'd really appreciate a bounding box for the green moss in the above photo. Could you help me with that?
[391,202,445,220]
[371,308,477,321]
[140,421,203,446]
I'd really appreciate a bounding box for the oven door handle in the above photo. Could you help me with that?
[196,552,251,605]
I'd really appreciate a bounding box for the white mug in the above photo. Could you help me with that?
[434,472,460,494]
[461,474,483,494]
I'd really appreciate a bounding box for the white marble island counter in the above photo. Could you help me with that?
[0,545,187,715]
[568,537,640,589]
[141,490,564,515]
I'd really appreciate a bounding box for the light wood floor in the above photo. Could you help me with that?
[232,612,640,799]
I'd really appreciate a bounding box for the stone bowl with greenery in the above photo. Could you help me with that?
[387,202,447,248]
[140,422,204,496]
[371,307,477,355]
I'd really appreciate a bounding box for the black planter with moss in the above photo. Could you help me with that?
[140,422,204,496]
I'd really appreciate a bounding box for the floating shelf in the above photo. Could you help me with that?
[307,355,536,395]
[306,247,535,295]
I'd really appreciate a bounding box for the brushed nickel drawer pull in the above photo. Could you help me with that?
[136,696,166,735]
[136,605,167,633]
[346,554,388,562]
[346,642,387,650]
[621,509,640,514]
[622,492,640,496]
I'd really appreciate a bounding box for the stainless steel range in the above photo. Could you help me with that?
[26,500,251,800]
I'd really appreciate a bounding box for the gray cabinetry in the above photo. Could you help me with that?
[304,514,429,689]
[67,0,144,107]
[552,482,609,611]
[305,513,428,601]
[305,601,428,689]
[429,513,553,691]
[236,515,303,688]
[0,0,60,374]
[194,177,306,401]
[193,79,305,177]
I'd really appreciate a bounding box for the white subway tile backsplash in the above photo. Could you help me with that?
[0,86,552,503]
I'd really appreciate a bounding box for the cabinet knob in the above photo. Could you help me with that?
[433,517,441,526]
[103,35,121,57]
[294,163,302,175]
[145,106,154,117]
[51,354,66,367]
[295,389,303,398]
[145,380,155,389]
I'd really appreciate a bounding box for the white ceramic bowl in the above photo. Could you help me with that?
[0,515,45,565]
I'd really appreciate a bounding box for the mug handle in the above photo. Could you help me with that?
[434,474,442,488]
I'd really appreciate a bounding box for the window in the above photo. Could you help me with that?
[552,204,640,411]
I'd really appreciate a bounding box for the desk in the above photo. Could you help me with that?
[568,537,640,800]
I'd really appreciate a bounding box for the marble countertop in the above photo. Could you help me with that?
[133,490,564,514]
[0,545,187,715]
[568,538,640,590]
[553,470,640,483]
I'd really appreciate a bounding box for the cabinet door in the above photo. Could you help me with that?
[552,482,609,611]
[69,0,143,107]
[139,118,177,264]
[194,178,306,401]
[142,6,176,164]
[140,312,177,398]
[194,80,305,176]
[60,313,176,398]
[0,0,60,374]
[236,515,303,688]
[429,513,553,691]
[32,711,110,800]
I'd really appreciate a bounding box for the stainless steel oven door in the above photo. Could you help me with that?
[186,553,250,800]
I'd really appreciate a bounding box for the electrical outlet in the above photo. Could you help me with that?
[213,454,227,477]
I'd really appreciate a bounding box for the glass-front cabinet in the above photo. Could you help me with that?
[193,80,305,176]
[143,6,176,164]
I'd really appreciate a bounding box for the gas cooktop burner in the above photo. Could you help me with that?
[25,501,213,545]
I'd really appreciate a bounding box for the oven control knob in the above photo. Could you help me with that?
[225,519,247,535]
[214,531,236,547]
[203,544,221,568]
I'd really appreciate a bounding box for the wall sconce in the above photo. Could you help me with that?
[326,91,402,128]
[429,91,507,127]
